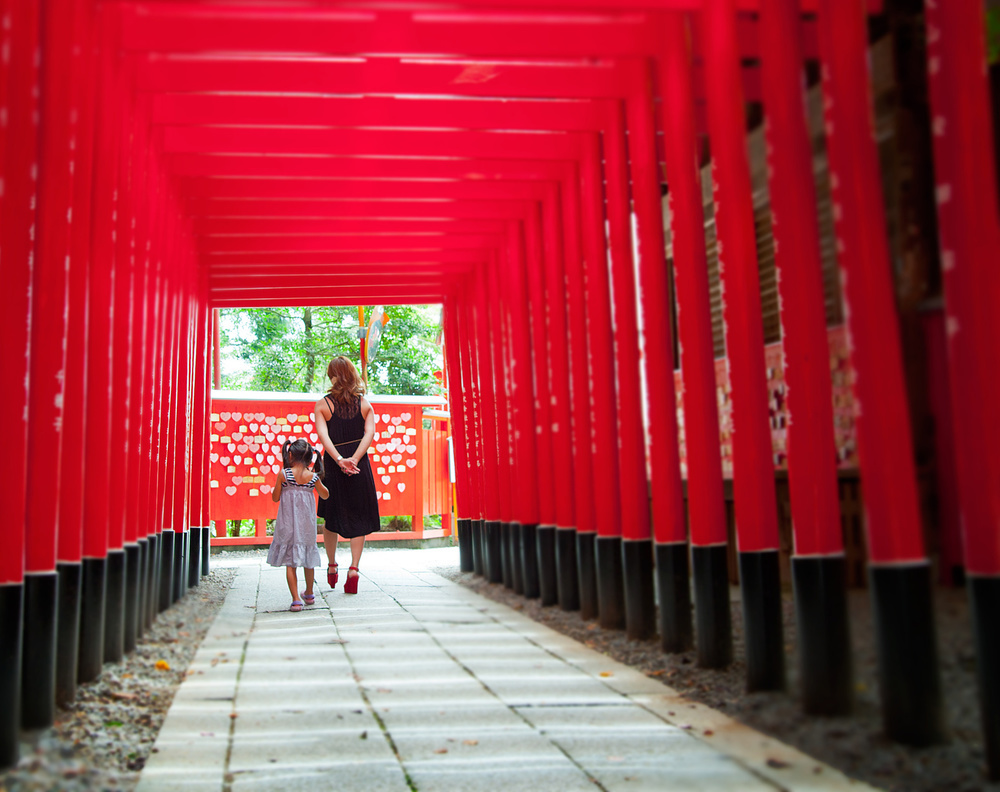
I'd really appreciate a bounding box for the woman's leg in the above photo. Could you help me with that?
[285,566,300,600]
[349,536,365,571]
[322,526,340,586]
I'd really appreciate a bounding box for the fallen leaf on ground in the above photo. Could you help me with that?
[766,758,790,769]
[154,660,171,671]
[463,739,479,746]
[599,671,613,678]
[434,748,448,754]
[703,730,714,737]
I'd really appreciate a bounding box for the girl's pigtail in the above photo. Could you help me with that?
[312,446,325,478]
[281,440,292,469]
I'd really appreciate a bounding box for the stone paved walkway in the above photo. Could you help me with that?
[136,547,877,792]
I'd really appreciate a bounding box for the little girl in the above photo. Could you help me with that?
[267,439,330,611]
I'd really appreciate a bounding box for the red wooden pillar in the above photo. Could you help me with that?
[599,104,647,630]
[457,285,485,576]
[79,3,120,683]
[541,186,580,612]
[55,0,95,708]
[188,291,211,585]
[924,0,1000,773]
[818,0,944,745]
[759,0,851,710]
[473,272,503,584]
[503,221,542,597]
[442,295,475,573]
[487,254,515,589]
[170,276,194,604]
[144,239,166,627]
[0,0,39,765]
[655,13,721,655]
[157,240,181,612]
[105,77,137,665]
[579,135,623,622]
[23,0,78,729]
[560,166,597,616]
[524,208,560,604]
[626,60,685,641]
[701,0,783,675]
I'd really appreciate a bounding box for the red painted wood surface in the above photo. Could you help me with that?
[924,0,1000,576]
[818,0,926,564]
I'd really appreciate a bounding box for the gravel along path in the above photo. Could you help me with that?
[437,567,1000,792]
[1,567,236,792]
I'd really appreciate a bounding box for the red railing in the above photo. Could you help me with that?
[208,392,452,546]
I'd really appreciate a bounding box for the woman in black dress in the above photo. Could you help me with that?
[315,356,380,594]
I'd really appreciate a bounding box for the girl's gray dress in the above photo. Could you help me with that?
[266,469,322,568]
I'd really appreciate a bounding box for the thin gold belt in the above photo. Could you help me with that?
[332,438,364,446]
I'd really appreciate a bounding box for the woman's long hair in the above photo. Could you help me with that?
[326,355,365,404]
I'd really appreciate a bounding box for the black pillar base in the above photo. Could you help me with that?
[124,544,141,654]
[970,575,1000,780]
[471,520,484,576]
[500,522,513,589]
[623,539,655,641]
[596,535,625,630]
[520,523,540,599]
[870,563,945,746]
[201,524,211,577]
[147,534,161,628]
[536,525,558,606]
[188,528,202,588]
[576,532,598,621]
[104,549,126,664]
[22,572,58,730]
[656,542,693,652]
[457,519,474,572]
[172,531,187,604]
[55,562,82,707]
[511,523,524,595]
[0,583,23,769]
[159,530,175,613]
[792,555,852,716]
[136,538,149,637]
[484,520,503,584]
[78,557,107,683]
[692,544,732,669]
[739,550,786,692]
[556,528,580,612]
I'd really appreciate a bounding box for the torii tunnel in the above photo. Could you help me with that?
[1,0,998,780]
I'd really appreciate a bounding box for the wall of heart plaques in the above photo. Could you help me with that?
[209,397,441,522]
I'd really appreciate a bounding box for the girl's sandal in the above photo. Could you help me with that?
[327,563,339,589]
[302,593,316,605]
[344,566,360,595]
[289,600,304,612]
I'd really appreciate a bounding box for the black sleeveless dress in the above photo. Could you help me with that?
[317,395,381,538]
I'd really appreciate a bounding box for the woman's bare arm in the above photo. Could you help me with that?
[350,398,377,464]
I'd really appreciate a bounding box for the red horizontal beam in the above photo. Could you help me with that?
[161,126,589,160]
[211,292,447,307]
[200,234,502,255]
[183,197,535,221]
[181,177,553,203]
[169,154,573,182]
[206,250,485,267]
[194,217,509,237]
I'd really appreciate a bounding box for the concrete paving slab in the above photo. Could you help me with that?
[138,547,878,792]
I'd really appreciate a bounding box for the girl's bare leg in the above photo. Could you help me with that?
[285,566,300,600]
[303,568,315,597]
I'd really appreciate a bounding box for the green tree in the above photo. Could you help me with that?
[218,305,443,396]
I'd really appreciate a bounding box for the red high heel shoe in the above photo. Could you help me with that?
[327,562,339,588]
[344,566,360,595]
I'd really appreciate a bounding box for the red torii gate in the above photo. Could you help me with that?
[0,0,997,781]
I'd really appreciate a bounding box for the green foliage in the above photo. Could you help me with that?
[219,305,443,396]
